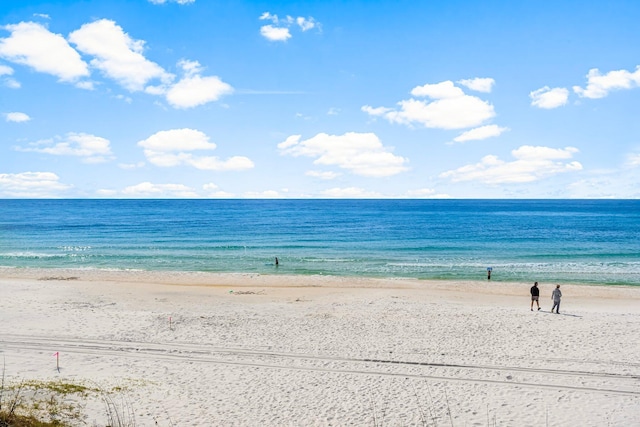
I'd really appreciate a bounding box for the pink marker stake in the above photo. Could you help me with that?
[53,352,59,372]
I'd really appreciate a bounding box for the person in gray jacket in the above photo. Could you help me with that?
[551,285,562,314]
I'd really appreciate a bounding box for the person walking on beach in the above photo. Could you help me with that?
[530,282,541,311]
[551,285,562,314]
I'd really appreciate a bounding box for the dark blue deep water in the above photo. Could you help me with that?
[1,199,639,285]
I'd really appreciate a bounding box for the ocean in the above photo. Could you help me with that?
[1,199,639,286]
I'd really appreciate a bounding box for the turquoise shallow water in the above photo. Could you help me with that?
[1,199,640,286]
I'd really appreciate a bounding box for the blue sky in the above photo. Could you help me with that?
[1,0,640,198]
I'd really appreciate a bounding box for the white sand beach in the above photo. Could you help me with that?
[1,268,639,426]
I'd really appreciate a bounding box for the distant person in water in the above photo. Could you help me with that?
[530,282,541,311]
[551,285,562,314]
[275,257,279,267]
[487,267,492,280]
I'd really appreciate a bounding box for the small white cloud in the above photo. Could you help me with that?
[440,146,582,184]
[259,12,319,41]
[138,128,254,171]
[165,60,233,108]
[69,19,172,92]
[278,132,409,177]
[15,132,113,163]
[260,25,291,41]
[296,17,316,31]
[4,78,20,88]
[122,182,198,198]
[457,77,495,93]
[363,80,495,130]
[573,66,640,99]
[361,105,392,116]
[530,86,569,109]
[306,170,341,180]
[33,13,51,19]
[0,21,89,82]
[320,187,382,198]
[138,128,216,152]
[5,112,31,122]
[452,125,508,143]
[0,171,71,197]
[75,80,94,90]
[327,107,340,115]
[1,65,20,88]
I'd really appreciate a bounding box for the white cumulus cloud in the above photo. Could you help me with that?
[165,60,233,108]
[278,132,409,177]
[452,125,508,143]
[138,128,254,171]
[440,146,582,184]
[260,25,291,41]
[15,132,113,163]
[573,66,640,99]
[362,80,495,130]
[530,86,569,109]
[0,171,71,197]
[5,112,31,122]
[69,19,172,92]
[0,21,89,82]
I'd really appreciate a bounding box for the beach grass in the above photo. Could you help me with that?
[1,368,141,427]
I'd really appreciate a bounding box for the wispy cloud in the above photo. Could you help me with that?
[259,12,319,42]
[15,132,114,163]
[440,146,582,184]
[452,125,508,143]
